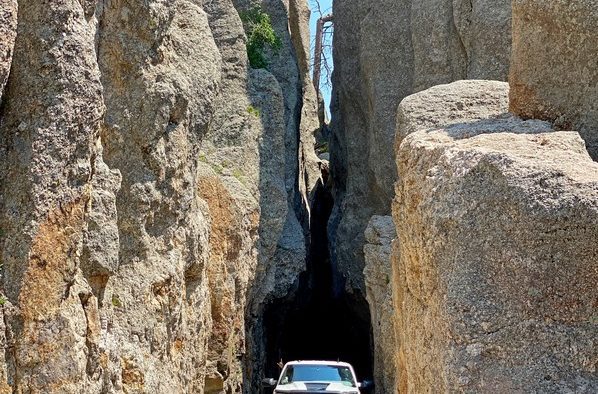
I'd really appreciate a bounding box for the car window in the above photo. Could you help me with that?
[280,365,356,387]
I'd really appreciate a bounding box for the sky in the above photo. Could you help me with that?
[308,0,333,118]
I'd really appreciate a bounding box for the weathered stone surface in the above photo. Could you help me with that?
[0,0,105,391]
[201,1,321,391]
[393,81,598,392]
[510,0,598,160]
[235,0,324,382]
[259,0,322,211]
[0,0,319,392]
[396,80,511,147]
[97,1,223,391]
[451,0,512,82]
[363,215,397,394]
[198,3,301,387]
[329,0,512,292]
[200,2,265,390]
[0,0,17,102]
[82,151,122,278]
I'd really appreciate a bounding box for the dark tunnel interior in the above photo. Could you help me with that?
[261,172,374,391]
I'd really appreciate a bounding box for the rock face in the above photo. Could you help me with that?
[0,0,319,392]
[363,216,397,394]
[1,0,596,392]
[0,1,110,391]
[0,0,17,101]
[510,0,598,160]
[393,80,598,392]
[329,0,512,292]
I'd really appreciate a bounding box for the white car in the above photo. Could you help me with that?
[263,360,371,393]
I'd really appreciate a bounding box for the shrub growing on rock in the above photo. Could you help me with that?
[240,7,282,69]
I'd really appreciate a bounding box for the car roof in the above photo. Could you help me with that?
[284,360,353,368]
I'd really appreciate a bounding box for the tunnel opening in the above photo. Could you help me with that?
[260,167,374,390]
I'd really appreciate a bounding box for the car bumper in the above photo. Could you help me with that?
[274,391,359,394]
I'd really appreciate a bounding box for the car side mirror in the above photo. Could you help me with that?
[262,378,277,387]
[358,380,373,389]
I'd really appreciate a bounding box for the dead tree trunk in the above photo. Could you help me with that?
[313,14,333,98]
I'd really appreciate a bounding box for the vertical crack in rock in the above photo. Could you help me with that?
[239,0,329,391]
[259,166,374,389]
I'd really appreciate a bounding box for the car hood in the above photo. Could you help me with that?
[275,381,359,393]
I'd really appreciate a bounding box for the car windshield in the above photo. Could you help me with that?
[280,365,356,387]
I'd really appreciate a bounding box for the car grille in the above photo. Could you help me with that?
[275,382,358,393]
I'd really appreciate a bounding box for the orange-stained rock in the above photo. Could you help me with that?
[0,0,317,392]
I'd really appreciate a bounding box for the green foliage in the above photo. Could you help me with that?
[199,154,208,163]
[247,105,261,117]
[0,296,6,306]
[239,7,282,69]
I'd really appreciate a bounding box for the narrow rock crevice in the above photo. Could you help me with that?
[259,167,374,389]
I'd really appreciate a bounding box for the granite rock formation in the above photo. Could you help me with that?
[363,216,397,394]
[510,0,598,160]
[0,0,320,392]
[329,0,512,292]
[0,0,596,392]
[393,80,598,392]
[0,0,17,101]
